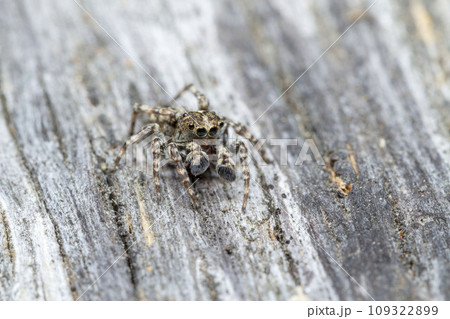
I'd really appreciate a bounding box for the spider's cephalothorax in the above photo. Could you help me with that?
[111,84,265,211]
[175,110,225,142]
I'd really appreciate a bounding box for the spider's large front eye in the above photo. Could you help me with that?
[219,122,224,128]
[209,127,218,136]
[183,113,189,117]
[188,124,195,130]
[196,128,207,137]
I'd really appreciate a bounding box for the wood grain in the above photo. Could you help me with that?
[0,0,449,300]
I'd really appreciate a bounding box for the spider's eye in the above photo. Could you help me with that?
[209,127,218,136]
[219,122,225,128]
[196,128,207,137]
[188,123,195,130]
[183,113,189,117]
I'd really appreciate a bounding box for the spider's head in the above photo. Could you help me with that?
[177,110,225,140]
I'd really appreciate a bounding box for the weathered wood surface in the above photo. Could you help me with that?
[0,0,449,300]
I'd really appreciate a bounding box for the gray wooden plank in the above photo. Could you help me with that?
[0,0,448,300]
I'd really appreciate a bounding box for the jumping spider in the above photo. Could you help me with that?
[111,84,265,211]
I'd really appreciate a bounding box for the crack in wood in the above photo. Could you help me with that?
[257,172,301,286]
[0,205,15,268]
[40,77,69,166]
[104,173,139,299]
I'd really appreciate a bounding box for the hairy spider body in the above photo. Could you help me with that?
[111,84,263,211]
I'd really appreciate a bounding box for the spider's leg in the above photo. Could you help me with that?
[167,142,198,209]
[235,140,250,211]
[172,84,192,101]
[151,136,163,202]
[111,123,160,170]
[216,144,236,182]
[128,103,176,137]
[186,142,210,176]
[172,84,209,111]
[227,119,269,163]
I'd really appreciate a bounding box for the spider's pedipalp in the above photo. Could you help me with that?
[216,144,236,182]
[186,142,210,176]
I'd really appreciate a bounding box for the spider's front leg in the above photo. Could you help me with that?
[128,103,176,137]
[186,142,210,176]
[111,123,161,171]
[172,83,209,111]
[167,142,198,209]
[151,136,163,202]
[235,140,250,211]
[228,120,269,163]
